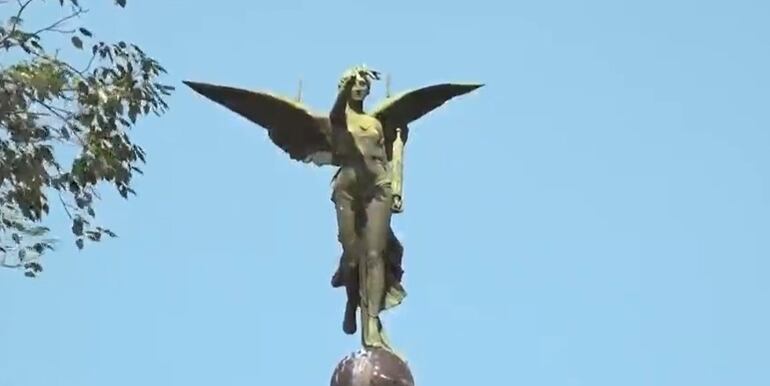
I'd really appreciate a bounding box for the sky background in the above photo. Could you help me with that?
[2,0,769,385]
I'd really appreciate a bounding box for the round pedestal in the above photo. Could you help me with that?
[331,347,414,386]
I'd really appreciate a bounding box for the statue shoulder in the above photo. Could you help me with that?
[364,113,384,133]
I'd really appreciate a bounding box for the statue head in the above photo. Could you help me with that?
[338,65,380,102]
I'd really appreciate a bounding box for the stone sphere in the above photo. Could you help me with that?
[331,347,414,386]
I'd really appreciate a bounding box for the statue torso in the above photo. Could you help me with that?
[332,111,391,191]
[346,112,386,159]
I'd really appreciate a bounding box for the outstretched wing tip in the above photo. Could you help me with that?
[182,79,333,164]
[457,82,484,91]
[182,80,216,98]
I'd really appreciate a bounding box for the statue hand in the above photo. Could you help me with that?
[340,67,380,90]
[391,195,403,213]
[342,73,357,89]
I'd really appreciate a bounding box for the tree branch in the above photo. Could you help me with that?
[82,51,97,73]
[30,50,85,77]
[32,99,87,146]
[0,0,34,47]
[30,6,87,38]
[0,255,23,268]
[34,98,73,120]
[57,190,73,220]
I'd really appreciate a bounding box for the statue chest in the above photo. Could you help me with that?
[345,116,384,144]
[333,115,386,158]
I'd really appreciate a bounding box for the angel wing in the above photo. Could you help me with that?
[369,83,483,158]
[183,80,337,166]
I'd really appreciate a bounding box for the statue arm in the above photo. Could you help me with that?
[330,77,354,128]
[390,127,406,213]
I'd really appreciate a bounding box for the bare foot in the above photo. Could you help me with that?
[343,301,357,334]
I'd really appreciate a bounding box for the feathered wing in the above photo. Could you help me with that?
[369,83,484,157]
[183,80,336,166]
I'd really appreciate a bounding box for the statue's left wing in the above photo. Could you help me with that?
[369,83,483,158]
[183,80,336,166]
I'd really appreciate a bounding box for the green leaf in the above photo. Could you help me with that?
[77,81,89,94]
[71,36,83,49]
[32,243,46,254]
[86,231,101,242]
[128,105,138,123]
[28,226,49,236]
[72,218,84,236]
[1,3,171,275]
[26,262,43,273]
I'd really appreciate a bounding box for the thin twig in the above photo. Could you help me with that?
[30,7,87,37]
[48,28,76,34]
[57,190,73,220]
[0,0,34,47]
[32,99,87,146]
[31,50,85,77]
[0,257,23,268]
[34,99,73,119]
[82,51,97,73]
[0,251,41,268]
[86,185,100,200]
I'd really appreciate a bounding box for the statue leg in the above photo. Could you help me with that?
[331,254,345,288]
[359,186,394,350]
[332,189,362,335]
[385,226,405,283]
[342,265,360,335]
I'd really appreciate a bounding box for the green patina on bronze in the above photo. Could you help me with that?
[183,66,482,355]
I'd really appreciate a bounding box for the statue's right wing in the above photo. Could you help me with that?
[184,80,336,166]
[369,83,483,160]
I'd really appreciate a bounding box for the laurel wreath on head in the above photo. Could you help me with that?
[337,64,381,90]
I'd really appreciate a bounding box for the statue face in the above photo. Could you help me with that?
[350,73,370,101]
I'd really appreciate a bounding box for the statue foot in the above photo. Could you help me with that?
[331,269,344,288]
[343,301,357,334]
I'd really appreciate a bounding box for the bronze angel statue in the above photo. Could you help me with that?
[184,65,482,353]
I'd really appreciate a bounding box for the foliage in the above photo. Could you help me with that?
[0,0,173,276]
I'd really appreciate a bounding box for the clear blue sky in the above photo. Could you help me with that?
[2,0,769,385]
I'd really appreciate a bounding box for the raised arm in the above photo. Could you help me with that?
[330,76,355,127]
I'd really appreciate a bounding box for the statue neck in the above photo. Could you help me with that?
[346,100,364,113]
